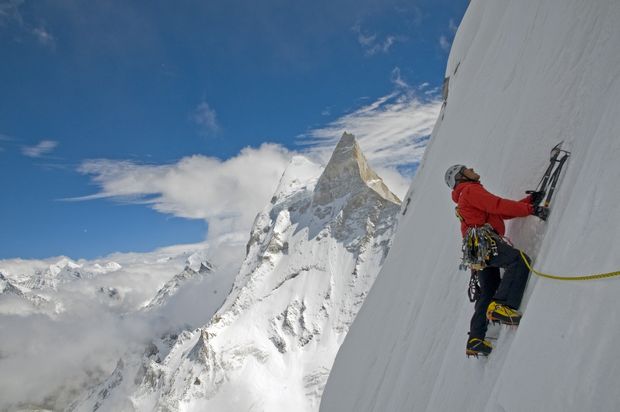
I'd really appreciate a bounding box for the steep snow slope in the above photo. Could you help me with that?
[143,260,215,310]
[322,1,620,411]
[75,133,401,412]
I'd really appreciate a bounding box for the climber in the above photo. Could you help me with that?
[444,164,548,357]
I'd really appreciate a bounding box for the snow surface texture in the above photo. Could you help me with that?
[73,133,401,411]
[321,1,620,411]
[0,245,232,411]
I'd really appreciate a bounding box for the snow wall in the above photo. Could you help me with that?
[321,0,620,411]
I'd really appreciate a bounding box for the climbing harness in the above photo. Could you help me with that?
[519,250,620,281]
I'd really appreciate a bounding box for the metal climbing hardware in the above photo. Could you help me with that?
[459,224,500,271]
[517,142,620,281]
[543,149,570,208]
[526,141,571,209]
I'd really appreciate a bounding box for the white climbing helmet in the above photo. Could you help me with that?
[445,164,466,189]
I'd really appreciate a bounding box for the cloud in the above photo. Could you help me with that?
[449,18,459,34]
[68,74,441,243]
[2,79,442,408]
[352,22,403,56]
[0,0,24,27]
[71,144,292,240]
[0,244,235,411]
[439,19,459,53]
[418,82,430,90]
[439,35,451,52]
[390,67,409,89]
[22,140,59,158]
[191,101,220,135]
[0,1,55,49]
[32,26,55,48]
[300,86,442,198]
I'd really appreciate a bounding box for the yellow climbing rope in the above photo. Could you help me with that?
[519,250,620,281]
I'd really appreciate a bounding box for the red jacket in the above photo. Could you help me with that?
[451,181,533,237]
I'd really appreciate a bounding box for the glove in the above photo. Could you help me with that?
[532,205,549,221]
[527,190,545,206]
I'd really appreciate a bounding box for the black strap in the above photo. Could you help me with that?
[468,270,481,302]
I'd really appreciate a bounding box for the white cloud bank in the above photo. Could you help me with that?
[0,243,233,411]
[73,143,292,240]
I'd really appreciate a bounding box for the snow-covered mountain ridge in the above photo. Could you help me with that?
[0,245,227,412]
[1,256,119,292]
[143,260,214,310]
[0,247,216,315]
[321,1,620,411]
[75,133,401,411]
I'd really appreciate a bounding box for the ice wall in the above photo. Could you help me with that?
[321,0,620,411]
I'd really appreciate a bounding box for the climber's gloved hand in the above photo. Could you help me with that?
[532,205,549,221]
[527,190,545,206]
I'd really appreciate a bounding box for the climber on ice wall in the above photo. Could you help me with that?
[444,165,548,357]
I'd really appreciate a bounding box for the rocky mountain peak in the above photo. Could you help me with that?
[313,132,401,206]
[73,131,402,412]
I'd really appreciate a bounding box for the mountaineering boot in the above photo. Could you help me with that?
[486,301,522,326]
[466,337,493,357]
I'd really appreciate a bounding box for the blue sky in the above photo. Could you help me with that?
[0,0,467,259]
